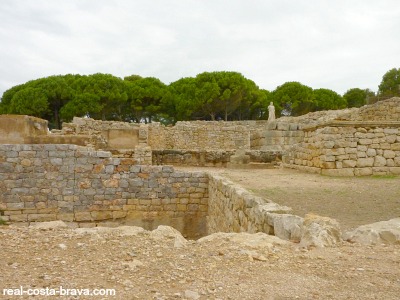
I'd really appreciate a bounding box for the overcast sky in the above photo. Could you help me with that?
[1,0,399,97]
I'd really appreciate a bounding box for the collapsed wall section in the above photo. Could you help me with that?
[0,144,208,238]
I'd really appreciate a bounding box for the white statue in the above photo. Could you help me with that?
[268,102,275,121]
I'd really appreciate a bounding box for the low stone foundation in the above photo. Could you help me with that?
[284,123,400,176]
[0,144,299,240]
[0,144,208,238]
[152,149,280,167]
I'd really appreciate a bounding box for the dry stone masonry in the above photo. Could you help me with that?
[1,97,400,243]
[283,98,400,176]
[0,144,208,238]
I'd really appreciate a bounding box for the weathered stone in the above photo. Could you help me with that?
[343,218,400,245]
[356,157,374,167]
[373,156,387,167]
[321,168,354,177]
[29,220,68,230]
[299,214,342,248]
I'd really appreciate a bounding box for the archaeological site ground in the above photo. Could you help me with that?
[0,98,399,299]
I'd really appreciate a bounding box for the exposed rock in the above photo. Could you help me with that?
[343,218,400,245]
[197,232,290,249]
[267,213,303,242]
[299,214,342,248]
[29,220,68,230]
[150,225,188,247]
[184,290,200,300]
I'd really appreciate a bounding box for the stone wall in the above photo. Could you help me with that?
[0,115,48,144]
[148,121,252,151]
[284,125,400,176]
[0,144,208,238]
[251,122,305,151]
[207,174,303,241]
[54,117,148,150]
[340,97,400,122]
[283,98,400,176]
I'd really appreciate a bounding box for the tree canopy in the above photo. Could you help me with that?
[0,67,398,126]
[378,68,400,98]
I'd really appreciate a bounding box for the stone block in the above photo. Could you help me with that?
[358,139,372,145]
[74,212,92,222]
[91,211,112,221]
[321,168,354,177]
[391,143,400,151]
[374,156,387,167]
[366,148,376,157]
[356,157,374,167]
[383,150,396,159]
[389,167,400,175]
[9,214,28,222]
[342,160,357,168]
[28,213,57,222]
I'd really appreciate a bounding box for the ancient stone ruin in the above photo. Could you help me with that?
[1,97,399,243]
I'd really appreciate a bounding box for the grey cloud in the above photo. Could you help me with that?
[1,0,400,97]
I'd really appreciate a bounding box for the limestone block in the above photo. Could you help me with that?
[342,160,357,168]
[299,214,342,248]
[356,151,366,158]
[9,214,28,222]
[321,168,354,177]
[354,168,372,176]
[28,213,57,222]
[383,150,396,159]
[391,143,400,151]
[56,212,74,221]
[374,156,387,167]
[366,148,377,157]
[356,157,374,167]
[343,218,400,245]
[389,167,400,175]
[29,220,68,229]
[268,213,303,241]
[321,162,336,169]
[74,212,92,222]
[358,138,373,145]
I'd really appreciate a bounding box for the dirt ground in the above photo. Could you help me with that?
[1,167,399,300]
[1,224,399,300]
[216,167,400,231]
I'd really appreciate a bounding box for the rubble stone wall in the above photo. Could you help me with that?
[148,121,253,151]
[207,174,303,241]
[0,144,208,238]
[284,125,400,176]
[340,97,400,122]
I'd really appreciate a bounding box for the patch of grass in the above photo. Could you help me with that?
[0,217,7,226]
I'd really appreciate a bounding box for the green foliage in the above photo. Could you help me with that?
[166,77,200,121]
[343,88,368,107]
[60,93,102,121]
[2,69,394,123]
[166,71,266,121]
[8,87,50,117]
[125,76,169,123]
[313,88,346,111]
[378,68,400,97]
[271,82,314,116]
